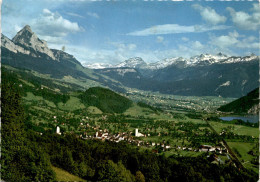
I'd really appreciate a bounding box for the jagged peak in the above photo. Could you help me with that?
[12,25,36,44]
[115,57,147,68]
[22,25,33,33]
[11,25,56,60]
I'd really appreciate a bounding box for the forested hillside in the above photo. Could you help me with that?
[1,71,56,181]
[79,87,133,113]
[218,88,259,114]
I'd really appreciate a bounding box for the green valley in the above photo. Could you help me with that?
[1,65,259,181]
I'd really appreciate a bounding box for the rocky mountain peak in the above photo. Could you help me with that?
[1,33,30,55]
[115,57,147,68]
[12,25,37,46]
[12,25,56,60]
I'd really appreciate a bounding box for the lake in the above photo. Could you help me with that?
[219,115,259,123]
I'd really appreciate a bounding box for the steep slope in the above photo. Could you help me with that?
[12,25,56,60]
[1,25,127,94]
[3,66,133,114]
[217,88,259,114]
[1,26,91,79]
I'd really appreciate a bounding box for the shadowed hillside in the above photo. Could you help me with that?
[79,87,133,113]
[218,88,259,114]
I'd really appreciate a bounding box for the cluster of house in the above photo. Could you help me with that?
[56,123,228,155]
[176,144,227,154]
[198,145,227,154]
[54,117,228,156]
[76,127,171,150]
[177,145,227,154]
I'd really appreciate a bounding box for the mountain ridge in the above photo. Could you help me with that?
[1,25,258,97]
[84,53,258,70]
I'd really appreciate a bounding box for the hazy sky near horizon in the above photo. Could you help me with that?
[2,0,260,65]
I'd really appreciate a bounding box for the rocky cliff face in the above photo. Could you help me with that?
[11,25,56,60]
[248,103,260,115]
[1,34,30,55]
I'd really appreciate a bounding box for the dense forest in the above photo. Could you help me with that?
[1,70,258,182]
[1,71,56,181]
[79,87,133,113]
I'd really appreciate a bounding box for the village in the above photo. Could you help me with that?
[56,120,229,164]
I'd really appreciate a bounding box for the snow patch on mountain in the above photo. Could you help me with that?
[220,81,231,87]
[115,57,147,69]
[115,68,137,76]
[86,53,258,70]
[148,57,186,70]
[215,81,231,91]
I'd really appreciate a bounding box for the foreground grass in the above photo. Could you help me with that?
[51,166,86,182]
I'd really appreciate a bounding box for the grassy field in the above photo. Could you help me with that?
[87,106,103,114]
[24,92,44,101]
[210,121,259,137]
[58,96,86,111]
[124,103,155,116]
[51,166,86,182]
[32,106,54,114]
[227,142,258,173]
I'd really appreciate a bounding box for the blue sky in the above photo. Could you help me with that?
[2,0,260,65]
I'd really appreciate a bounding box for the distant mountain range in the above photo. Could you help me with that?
[1,25,259,98]
[85,53,257,70]
[94,55,258,97]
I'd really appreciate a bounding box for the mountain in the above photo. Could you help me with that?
[115,57,147,69]
[12,25,56,60]
[148,57,187,70]
[2,25,258,97]
[217,88,259,114]
[85,53,258,70]
[1,25,127,94]
[94,54,258,97]
[2,25,86,78]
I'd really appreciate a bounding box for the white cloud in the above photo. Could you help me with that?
[154,41,206,59]
[192,4,226,25]
[32,9,83,38]
[127,24,230,36]
[210,31,259,50]
[192,41,204,49]
[52,42,139,65]
[66,12,85,18]
[210,31,239,48]
[39,35,68,44]
[227,3,260,30]
[109,42,137,51]
[156,36,164,43]
[181,37,189,42]
[87,12,99,19]
[14,25,22,33]
[128,44,137,51]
